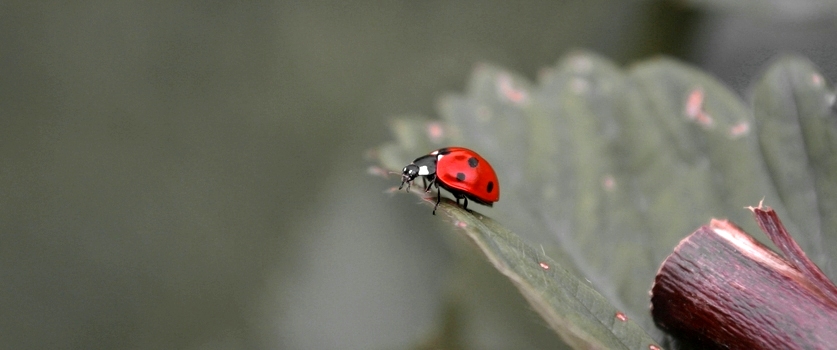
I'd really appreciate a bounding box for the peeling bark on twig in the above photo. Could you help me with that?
[651,207,837,349]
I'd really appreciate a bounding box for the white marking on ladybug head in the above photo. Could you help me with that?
[430,150,440,155]
[418,165,430,175]
[436,154,445,161]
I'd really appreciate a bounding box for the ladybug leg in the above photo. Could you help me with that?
[452,194,469,210]
[423,175,435,193]
[432,185,441,215]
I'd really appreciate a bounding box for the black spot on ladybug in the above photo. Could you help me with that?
[467,157,479,168]
[486,181,494,193]
[437,148,451,155]
[456,172,466,181]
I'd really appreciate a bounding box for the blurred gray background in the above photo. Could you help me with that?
[2,1,836,349]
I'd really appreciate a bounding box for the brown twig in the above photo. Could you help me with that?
[747,204,837,306]
[651,209,837,349]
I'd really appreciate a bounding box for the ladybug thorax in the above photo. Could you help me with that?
[399,154,437,185]
[412,154,438,176]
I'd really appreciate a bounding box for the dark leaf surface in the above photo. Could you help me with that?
[437,200,660,349]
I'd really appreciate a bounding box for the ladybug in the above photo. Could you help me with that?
[399,147,499,215]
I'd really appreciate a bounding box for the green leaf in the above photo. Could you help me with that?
[374,52,837,348]
[437,200,660,349]
[752,55,837,276]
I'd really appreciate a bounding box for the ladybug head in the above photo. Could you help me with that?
[399,164,420,191]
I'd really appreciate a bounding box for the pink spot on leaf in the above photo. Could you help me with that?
[426,122,445,143]
[602,175,616,191]
[813,73,824,87]
[615,312,628,321]
[497,73,529,104]
[367,166,391,178]
[728,122,750,138]
[685,88,704,118]
[685,88,714,128]
[539,262,550,270]
[695,111,714,128]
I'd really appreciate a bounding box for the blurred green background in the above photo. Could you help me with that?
[2,1,837,349]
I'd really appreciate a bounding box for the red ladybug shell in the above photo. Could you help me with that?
[432,147,499,205]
